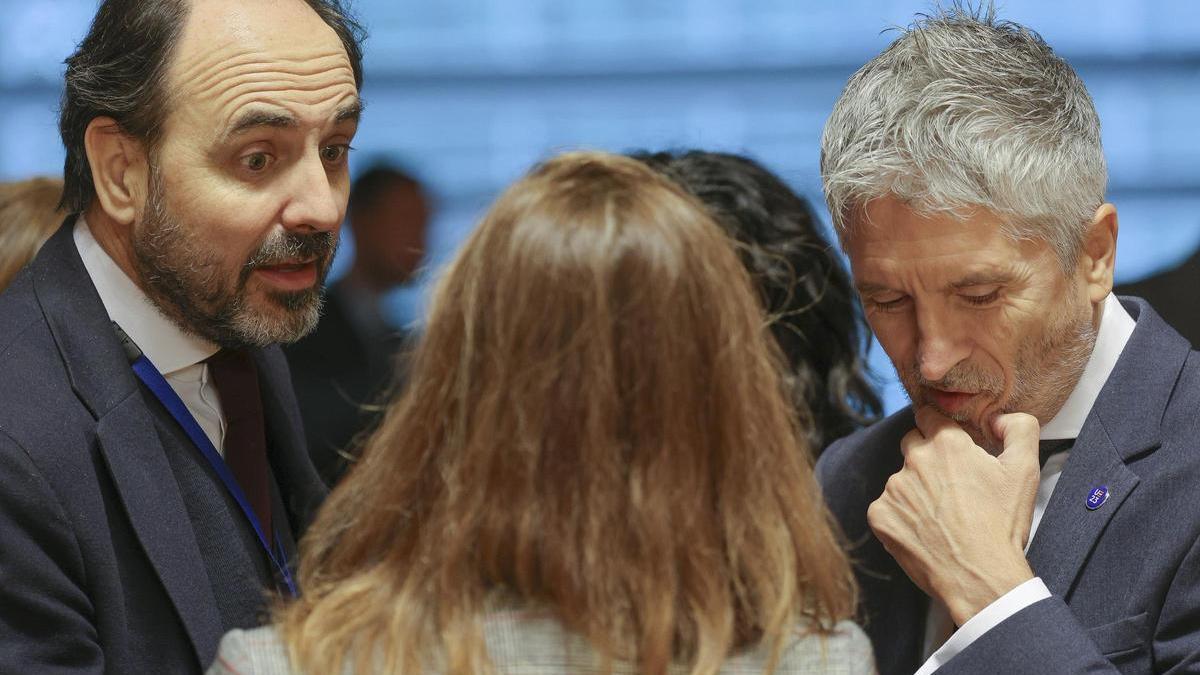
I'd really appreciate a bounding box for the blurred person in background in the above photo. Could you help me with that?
[818,6,1200,674]
[207,151,873,675]
[0,0,363,671]
[285,163,430,486]
[0,176,66,291]
[633,150,881,452]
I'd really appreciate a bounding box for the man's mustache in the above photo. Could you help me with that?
[245,231,338,269]
[905,365,1004,397]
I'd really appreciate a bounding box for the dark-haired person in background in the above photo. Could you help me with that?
[634,150,880,451]
[0,0,363,672]
[284,164,430,486]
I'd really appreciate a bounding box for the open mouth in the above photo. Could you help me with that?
[253,258,319,291]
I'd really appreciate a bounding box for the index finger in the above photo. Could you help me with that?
[993,412,1041,464]
[914,405,959,438]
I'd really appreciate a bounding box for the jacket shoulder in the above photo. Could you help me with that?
[750,620,874,674]
[818,408,914,491]
[0,271,42,361]
[0,276,97,468]
[816,408,914,539]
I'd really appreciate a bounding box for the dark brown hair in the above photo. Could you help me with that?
[58,0,365,213]
[632,150,881,451]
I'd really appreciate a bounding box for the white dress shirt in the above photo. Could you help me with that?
[916,292,1137,674]
[73,216,227,455]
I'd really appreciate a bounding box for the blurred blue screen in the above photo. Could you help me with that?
[2,0,1198,412]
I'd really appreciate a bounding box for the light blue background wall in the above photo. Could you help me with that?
[2,1,1198,412]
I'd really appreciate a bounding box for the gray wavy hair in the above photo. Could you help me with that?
[820,5,1107,269]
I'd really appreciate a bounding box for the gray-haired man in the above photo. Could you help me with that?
[817,7,1200,675]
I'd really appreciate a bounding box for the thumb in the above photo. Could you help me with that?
[993,412,1040,468]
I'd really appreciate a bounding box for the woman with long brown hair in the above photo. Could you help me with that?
[208,151,873,674]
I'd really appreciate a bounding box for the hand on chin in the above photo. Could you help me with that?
[867,407,1041,625]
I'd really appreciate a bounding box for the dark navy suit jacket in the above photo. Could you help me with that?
[0,223,327,674]
[283,282,404,485]
[817,297,1200,675]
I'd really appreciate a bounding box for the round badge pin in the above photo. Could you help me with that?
[1085,485,1109,511]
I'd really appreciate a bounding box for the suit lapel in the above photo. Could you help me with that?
[1025,423,1141,598]
[95,398,225,664]
[31,223,223,665]
[1026,297,1188,600]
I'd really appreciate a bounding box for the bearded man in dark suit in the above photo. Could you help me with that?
[0,0,364,672]
[817,7,1200,675]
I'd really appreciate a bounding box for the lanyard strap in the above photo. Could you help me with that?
[127,348,298,598]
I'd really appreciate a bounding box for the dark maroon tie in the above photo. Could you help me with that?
[206,349,273,546]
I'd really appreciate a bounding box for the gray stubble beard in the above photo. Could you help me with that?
[131,166,335,348]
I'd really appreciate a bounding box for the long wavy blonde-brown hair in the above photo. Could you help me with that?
[0,177,65,291]
[278,151,856,674]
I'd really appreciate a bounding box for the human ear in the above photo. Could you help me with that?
[83,117,149,226]
[1079,203,1118,305]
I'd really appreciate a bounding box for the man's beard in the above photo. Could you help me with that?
[131,168,338,348]
[897,297,1098,452]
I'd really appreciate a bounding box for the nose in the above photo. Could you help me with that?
[279,152,344,234]
[915,306,971,382]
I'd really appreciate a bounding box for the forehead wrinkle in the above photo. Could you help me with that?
[169,50,356,134]
[213,87,359,135]
[178,50,352,99]
[204,70,356,111]
[856,252,1012,293]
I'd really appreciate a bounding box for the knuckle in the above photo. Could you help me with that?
[904,443,930,467]
[883,472,904,492]
[867,498,888,524]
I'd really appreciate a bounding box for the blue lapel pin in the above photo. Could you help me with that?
[1086,485,1110,510]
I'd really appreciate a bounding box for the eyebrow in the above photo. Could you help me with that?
[854,272,1013,296]
[334,99,364,125]
[223,110,299,141]
[221,99,364,142]
[855,282,895,295]
[949,273,1011,290]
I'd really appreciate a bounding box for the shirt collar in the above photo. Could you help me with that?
[1039,293,1135,440]
[74,215,219,375]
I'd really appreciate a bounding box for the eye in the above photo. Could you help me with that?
[869,294,910,313]
[320,144,352,165]
[240,152,274,173]
[960,288,1001,307]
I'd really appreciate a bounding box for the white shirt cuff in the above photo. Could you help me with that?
[914,577,1051,675]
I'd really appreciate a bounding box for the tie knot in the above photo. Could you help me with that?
[208,348,253,374]
[206,349,260,424]
[1038,437,1074,468]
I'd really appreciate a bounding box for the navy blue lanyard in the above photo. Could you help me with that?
[121,335,298,598]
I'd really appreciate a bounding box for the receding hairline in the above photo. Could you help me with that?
[162,0,358,107]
